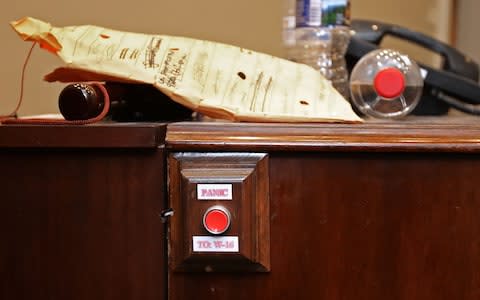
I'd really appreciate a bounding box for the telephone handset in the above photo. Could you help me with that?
[346,19,480,115]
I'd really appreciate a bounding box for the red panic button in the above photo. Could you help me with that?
[203,206,231,235]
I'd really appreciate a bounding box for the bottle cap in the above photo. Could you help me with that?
[374,67,406,99]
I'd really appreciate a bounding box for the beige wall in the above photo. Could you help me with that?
[456,0,480,63]
[0,0,456,116]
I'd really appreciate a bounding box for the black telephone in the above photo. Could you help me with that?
[346,19,480,115]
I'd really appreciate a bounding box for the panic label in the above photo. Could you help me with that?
[193,236,239,252]
[197,184,232,200]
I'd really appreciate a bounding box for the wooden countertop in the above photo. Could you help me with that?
[166,116,480,152]
[0,122,167,149]
[1,116,480,152]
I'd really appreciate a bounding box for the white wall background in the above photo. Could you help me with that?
[0,0,462,116]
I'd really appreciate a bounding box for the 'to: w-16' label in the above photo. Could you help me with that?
[193,236,239,252]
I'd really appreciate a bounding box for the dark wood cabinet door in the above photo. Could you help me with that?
[169,152,480,300]
[0,124,167,300]
[166,120,480,300]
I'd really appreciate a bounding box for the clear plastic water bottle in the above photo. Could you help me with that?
[284,0,352,98]
[349,49,424,119]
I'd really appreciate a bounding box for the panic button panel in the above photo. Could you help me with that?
[168,152,270,272]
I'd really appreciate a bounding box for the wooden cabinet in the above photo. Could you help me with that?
[1,118,480,299]
[0,124,168,300]
[166,118,480,300]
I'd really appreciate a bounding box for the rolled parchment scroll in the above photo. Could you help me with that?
[11,17,362,123]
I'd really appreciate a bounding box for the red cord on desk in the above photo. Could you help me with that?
[1,83,110,125]
[0,42,110,125]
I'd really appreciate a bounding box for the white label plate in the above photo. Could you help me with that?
[193,236,239,252]
[197,184,232,200]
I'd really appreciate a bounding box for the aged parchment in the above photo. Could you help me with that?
[11,17,362,123]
